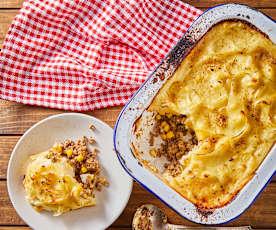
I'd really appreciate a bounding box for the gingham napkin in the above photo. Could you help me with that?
[0,0,201,111]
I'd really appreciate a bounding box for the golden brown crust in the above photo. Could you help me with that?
[134,20,276,209]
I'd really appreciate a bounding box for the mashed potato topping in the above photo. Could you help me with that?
[24,151,95,216]
[23,135,108,216]
[148,21,276,208]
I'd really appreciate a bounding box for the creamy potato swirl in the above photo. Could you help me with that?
[149,21,276,208]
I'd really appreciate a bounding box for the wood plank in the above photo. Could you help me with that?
[0,135,275,180]
[0,228,30,230]
[0,136,20,179]
[0,228,131,230]
[251,8,276,20]
[0,228,272,230]
[0,0,23,8]
[186,0,276,8]
[1,0,276,9]
[0,228,274,230]
[0,10,17,48]
[1,180,276,228]
[0,100,122,134]
[0,229,272,230]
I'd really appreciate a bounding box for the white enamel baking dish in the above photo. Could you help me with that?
[113,3,276,225]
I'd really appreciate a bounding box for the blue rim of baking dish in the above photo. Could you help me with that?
[114,3,276,225]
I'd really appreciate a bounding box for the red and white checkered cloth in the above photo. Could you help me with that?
[0,0,201,111]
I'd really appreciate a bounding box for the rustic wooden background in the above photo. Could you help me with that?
[0,0,275,229]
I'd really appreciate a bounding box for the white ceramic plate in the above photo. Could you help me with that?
[7,113,133,230]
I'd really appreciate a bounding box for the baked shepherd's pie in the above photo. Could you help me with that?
[133,21,276,209]
[23,135,109,216]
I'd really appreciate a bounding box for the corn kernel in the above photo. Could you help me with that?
[161,134,167,140]
[53,143,62,153]
[149,149,157,158]
[99,177,106,182]
[76,155,84,162]
[179,165,184,171]
[65,149,73,157]
[166,113,172,118]
[89,174,95,181]
[164,124,170,132]
[156,114,161,120]
[161,121,168,127]
[81,166,87,173]
[166,131,175,139]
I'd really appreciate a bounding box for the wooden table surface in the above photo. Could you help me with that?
[0,0,275,229]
